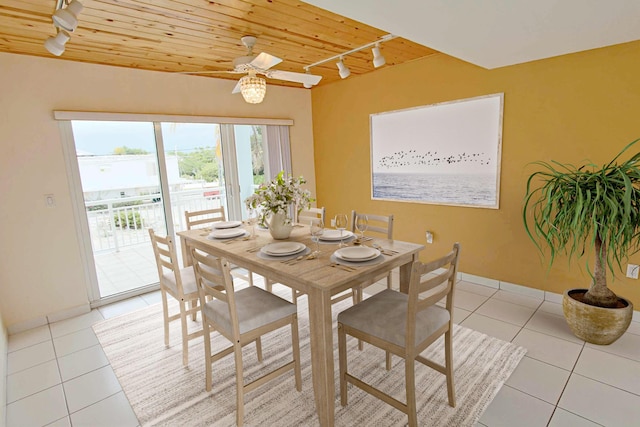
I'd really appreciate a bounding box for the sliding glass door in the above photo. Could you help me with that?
[62,116,290,305]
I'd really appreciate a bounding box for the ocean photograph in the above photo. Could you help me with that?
[370,94,503,208]
[373,172,497,206]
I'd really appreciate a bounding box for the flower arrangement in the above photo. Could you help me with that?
[245,171,314,226]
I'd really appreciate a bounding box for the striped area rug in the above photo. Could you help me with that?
[93,286,526,426]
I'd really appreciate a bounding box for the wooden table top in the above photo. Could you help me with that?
[178,225,424,296]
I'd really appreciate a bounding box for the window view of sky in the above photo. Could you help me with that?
[72,121,218,155]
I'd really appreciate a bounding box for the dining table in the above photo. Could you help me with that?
[178,224,424,427]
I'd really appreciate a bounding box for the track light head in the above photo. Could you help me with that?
[336,58,350,79]
[53,0,83,32]
[372,44,386,68]
[44,30,71,56]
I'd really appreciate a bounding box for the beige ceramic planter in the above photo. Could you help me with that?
[562,289,633,345]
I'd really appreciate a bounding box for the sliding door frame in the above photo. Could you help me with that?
[57,111,293,307]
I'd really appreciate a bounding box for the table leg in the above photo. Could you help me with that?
[307,287,335,427]
[399,253,419,293]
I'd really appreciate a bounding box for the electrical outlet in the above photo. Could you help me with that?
[425,231,433,244]
[626,264,639,279]
[44,193,56,208]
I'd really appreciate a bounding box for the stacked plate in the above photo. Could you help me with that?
[318,229,354,241]
[209,220,245,239]
[212,221,242,229]
[260,242,306,257]
[334,246,380,262]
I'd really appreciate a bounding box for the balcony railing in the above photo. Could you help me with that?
[85,189,223,253]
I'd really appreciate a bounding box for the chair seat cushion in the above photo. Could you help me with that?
[338,289,450,347]
[162,267,198,297]
[203,286,296,335]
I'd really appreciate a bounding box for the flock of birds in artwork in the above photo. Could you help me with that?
[377,149,492,169]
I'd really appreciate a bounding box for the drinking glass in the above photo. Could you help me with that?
[310,220,324,255]
[355,214,368,240]
[247,208,258,238]
[334,214,348,248]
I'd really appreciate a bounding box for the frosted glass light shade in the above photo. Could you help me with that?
[44,30,71,56]
[53,0,84,31]
[239,75,267,104]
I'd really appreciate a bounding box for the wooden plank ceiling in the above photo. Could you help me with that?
[0,0,438,87]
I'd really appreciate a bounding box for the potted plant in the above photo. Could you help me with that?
[523,138,640,344]
[245,171,313,239]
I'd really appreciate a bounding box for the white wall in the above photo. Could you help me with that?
[0,52,316,329]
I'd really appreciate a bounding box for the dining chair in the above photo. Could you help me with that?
[337,243,460,427]
[297,206,326,225]
[148,228,203,366]
[350,210,394,301]
[190,248,302,426]
[184,207,255,287]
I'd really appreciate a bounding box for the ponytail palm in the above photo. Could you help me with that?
[523,138,640,308]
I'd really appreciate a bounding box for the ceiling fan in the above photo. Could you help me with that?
[183,36,322,104]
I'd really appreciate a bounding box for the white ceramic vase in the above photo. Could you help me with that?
[269,211,293,240]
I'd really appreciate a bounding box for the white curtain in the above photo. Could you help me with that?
[265,125,292,180]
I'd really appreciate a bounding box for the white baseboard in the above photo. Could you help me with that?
[459,271,639,323]
[7,303,91,335]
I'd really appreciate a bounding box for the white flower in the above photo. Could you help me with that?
[245,171,314,225]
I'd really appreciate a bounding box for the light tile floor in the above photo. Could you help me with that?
[5,279,640,426]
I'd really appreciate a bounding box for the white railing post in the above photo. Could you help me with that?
[107,200,120,252]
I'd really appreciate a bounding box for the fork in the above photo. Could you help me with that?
[223,235,250,244]
[282,255,305,264]
[329,262,356,272]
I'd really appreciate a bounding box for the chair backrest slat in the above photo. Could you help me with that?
[185,207,226,230]
[191,249,229,300]
[350,210,393,239]
[149,228,187,296]
[298,206,326,225]
[406,243,460,349]
[191,248,240,337]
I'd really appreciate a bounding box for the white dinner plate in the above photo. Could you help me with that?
[318,230,354,241]
[209,228,246,239]
[334,247,380,262]
[261,242,306,256]
[212,220,242,229]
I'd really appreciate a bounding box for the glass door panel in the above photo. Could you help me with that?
[159,122,225,230]
[233,125,265,221]
[71,120,167,298]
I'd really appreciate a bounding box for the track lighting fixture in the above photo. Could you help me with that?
[44,30,71,56]
[336,58,351,79]
[44,0,83,56]
[304,34,396,80]
[372,43,386,68]
[53,0,83,32]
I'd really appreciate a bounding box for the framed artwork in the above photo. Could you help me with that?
[370,93,503,209]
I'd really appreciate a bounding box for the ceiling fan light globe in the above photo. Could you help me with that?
[239,75,267,104]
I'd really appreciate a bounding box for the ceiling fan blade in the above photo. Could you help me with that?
[250,52,283,70]
[231,80,242,94]
[266,70,322,85]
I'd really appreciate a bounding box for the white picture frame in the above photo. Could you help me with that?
[370,93,504,209]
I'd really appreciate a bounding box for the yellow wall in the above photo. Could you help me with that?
[0,52,315,328]
[311,40,640,307]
